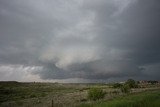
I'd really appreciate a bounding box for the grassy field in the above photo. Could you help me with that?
[0,82,79,103]
[77,90,160,107]
[0,81,160,107]
[0,82,94,107]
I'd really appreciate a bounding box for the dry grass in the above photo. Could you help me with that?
[0,82,160,107]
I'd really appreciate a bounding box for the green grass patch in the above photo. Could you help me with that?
[78,90,160,107]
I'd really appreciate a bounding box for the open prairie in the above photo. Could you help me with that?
[1,0,160,107]
[0,81,160,107]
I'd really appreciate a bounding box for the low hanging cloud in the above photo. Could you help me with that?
[0,64,43,82]
[0,0,160,82]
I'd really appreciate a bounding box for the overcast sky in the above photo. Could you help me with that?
[0,0,160,83]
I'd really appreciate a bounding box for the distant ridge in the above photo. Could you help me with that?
[0,81,19,83]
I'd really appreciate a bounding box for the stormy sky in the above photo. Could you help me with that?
[0,0,160,82]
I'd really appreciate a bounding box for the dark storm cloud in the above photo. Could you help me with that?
[109,0,160,65]
[0,0,56,65]
[0,0,160,82]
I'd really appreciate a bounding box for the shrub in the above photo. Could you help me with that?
[88,88,106,101]
[113,83,122,88]
[120,84,130,94]
[30,94,36,98]
[125,79,138,88]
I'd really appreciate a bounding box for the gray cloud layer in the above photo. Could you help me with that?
[0,0,160,82]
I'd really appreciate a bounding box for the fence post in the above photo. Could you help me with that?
[52,99,53,107]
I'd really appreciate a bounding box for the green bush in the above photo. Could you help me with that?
[113,83,122,88]
[30,94,36,98]
[125,79,138,88]
[120,84,130,94]
[88,88,106,101]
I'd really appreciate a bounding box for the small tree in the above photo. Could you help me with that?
[88,88,105,101]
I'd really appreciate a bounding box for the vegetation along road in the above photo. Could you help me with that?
[0,80,160,107]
